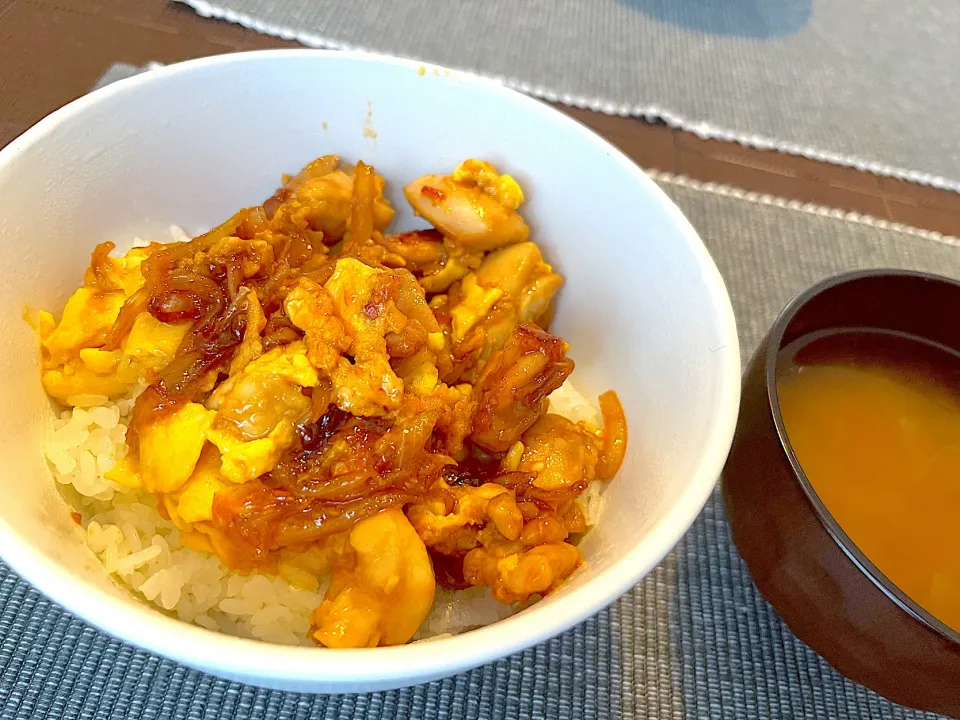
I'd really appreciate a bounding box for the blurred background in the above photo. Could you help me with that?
[5,0,959,237]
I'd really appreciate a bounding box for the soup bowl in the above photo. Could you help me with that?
[724,269,960,715]
[0,50,741,691]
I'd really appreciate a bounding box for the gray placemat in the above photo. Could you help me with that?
[1,65,956,719]
[178,0,960,193]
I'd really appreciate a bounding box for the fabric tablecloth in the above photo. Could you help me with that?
[177,0,960,192]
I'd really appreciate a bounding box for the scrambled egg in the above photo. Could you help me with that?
[448,242,563,365]
[322,258,406,417]
[40,246,190,406]
[139,402,216,493]
[42,310,192,402]
[284,278,350,375]
[175,445,228,524]
[42,288,125,366]
[206,341,318,484]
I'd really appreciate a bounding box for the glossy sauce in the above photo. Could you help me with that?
[777,329,960,632]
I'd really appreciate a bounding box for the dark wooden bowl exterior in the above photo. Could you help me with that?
[723,270,960,717]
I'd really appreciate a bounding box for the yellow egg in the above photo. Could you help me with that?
[208,420,296,485]
[104,455,141,489]
[450,273,503,341]
[42,287,125,364]
[139,403,216,493]
[122,313,191,366]
[79,348,122,375]
[176,447,227,523]
[42,361,130,403]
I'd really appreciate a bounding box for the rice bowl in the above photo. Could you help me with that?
[0,50,739,691]
[38,146,630,650]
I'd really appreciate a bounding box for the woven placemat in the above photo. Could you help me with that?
[176,0,960,193]
[1,66,956,719]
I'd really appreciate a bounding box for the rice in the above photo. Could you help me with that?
[44,380,606,645]
[548,380,603,429]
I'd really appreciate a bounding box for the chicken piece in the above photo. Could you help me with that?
[139,402,216,493]
[370,382,475,472]
[407,482,517,555]
[518,512,571,547]
[269,156,394,244]
[404,160,529,252]
[375,230,479,295]
[207,341,317,434]
[386,269,442,359]
[283,277,350,374]
[486,492,525,541]
[473,242,562,329]
[310,508,435,647]
[321,258,407,417]
[471,324,574,453]
[376,229,446,272]
[462,541,582,604]
[519,414,600,491]
[372,396,446,472]
[381,372,474,457]
[437,383,479,457]
[206,341,317,483]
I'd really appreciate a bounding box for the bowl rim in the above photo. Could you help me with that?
[0,48,742,688]
[764,267,960,648]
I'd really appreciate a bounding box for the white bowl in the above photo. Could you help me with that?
[0,50,740,692]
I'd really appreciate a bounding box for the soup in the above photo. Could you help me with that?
[778,328,960,633]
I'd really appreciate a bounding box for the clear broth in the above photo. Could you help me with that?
[778,328,960,632]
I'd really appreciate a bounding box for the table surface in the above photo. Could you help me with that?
[4,0,960,237]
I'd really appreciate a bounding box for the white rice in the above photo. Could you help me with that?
[44,380,606,645]
[547,381,603,429]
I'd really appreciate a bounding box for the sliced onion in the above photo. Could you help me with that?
[596,390,627,480]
